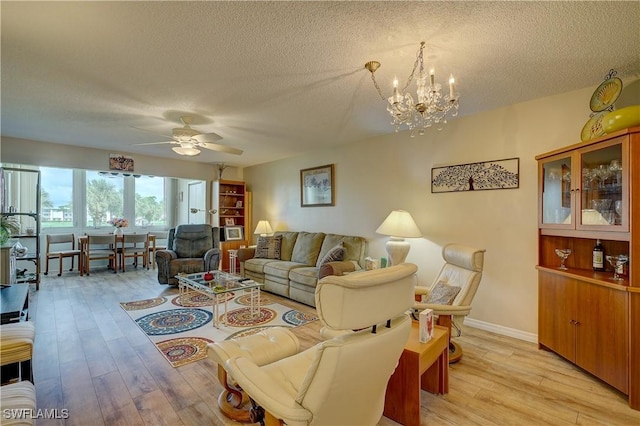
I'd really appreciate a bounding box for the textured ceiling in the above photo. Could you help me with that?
[2,1,639,167]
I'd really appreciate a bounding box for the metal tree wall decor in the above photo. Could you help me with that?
[431,157,519,193]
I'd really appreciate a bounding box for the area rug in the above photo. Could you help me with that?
[120,291,318,367]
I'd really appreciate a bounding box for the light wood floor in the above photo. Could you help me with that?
[24,268,639,425]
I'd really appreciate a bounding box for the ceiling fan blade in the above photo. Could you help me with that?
[192,132,223,142]
[200,142,243,155]
[131,126,172,139]
[132,141,176,146]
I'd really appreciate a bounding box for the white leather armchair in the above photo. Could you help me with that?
[225,263,418,426]
[414,243,485,363]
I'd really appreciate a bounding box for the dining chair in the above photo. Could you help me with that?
[83,234,118,275]
[119,233,149,272]
[43,233,81,276]
[147,231,167,270]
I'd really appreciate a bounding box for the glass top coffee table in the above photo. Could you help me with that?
[175,271,262,328]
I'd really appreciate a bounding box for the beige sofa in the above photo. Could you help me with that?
[238,231,367,306]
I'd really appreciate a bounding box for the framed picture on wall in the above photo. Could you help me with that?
[300,164,335,207]
[224,226,244,241]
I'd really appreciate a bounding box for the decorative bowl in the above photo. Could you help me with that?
[603,105,640,134]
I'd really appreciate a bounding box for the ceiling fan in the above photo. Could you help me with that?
[133,116,243,156]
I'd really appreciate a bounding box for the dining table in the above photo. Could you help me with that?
[77,233,156,276]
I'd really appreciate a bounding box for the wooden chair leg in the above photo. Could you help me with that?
[58,254,63,276]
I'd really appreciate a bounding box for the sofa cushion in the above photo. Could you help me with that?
[245,258,279,274]
[264,261,306,279]
[289,267,321,288]
[255,235,282,259]
[275,231,299,261]
[316,242,345,267]
[291,232,325,265]
[425,281,461,305]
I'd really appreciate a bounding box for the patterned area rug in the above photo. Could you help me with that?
[121,291,317,367]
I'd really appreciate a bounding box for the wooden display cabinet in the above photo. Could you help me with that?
[213,179,250,272]
[536,127,639,410]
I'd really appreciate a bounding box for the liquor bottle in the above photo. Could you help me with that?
[593,239,604,271]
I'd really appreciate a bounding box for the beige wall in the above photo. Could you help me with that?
[244,85,615,339]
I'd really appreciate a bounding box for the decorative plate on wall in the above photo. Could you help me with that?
[581,110,609,141]
[589,77,623,112]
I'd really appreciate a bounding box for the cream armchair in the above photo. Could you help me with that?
[414,243,485,363]
[225,263,418,426]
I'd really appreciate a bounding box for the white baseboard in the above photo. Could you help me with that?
[464,318,538,344]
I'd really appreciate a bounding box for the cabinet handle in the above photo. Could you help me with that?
[574,321,580,326]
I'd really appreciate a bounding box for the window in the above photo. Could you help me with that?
[33,166,173,231]
[135,175,166,227]
[41,167,74,228]
[3,163,186,232]
[86,171,124,227]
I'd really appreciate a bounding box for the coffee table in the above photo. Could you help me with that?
[1,284,29,324]
[383,322,449,426]
[175,271,262,328]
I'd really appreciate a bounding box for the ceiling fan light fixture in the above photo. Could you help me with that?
[172,146,201,156]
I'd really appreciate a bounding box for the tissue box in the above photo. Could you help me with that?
[419,308,434,343]
[364,257,379,271]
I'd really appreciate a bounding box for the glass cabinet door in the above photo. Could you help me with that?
[577,138,627,231]
[540,155,573,226]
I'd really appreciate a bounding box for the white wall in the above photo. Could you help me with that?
[244,85,614,337]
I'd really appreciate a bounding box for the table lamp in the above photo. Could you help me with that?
[254,220,273,237]
[376,210,422,266]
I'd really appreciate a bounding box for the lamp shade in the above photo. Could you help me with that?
[254,220,273,236]
[376,210,422,238]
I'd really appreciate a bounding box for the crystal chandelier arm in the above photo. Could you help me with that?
[369,72,387,101]
[365,61,386,101]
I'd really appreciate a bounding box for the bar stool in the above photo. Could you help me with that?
[0,322,35,383]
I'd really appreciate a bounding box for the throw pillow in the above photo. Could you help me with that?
[254,235,282,259]
[316,242,345,268]
[424,281,461,305]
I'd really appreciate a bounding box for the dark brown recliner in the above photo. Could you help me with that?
[155,224,221,285]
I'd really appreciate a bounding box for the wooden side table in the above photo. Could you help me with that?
[228,249,238,275]
[384,322,449,426]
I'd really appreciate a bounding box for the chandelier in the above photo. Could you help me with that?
[365,41,460,136]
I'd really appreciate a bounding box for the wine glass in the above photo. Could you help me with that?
[609,159,622,186]
[606,255,628,281]
[582,168,596,190]
[615,200,622,224]
[595,165,611,188]
[554,248,572,270]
